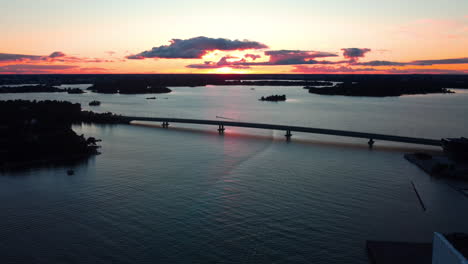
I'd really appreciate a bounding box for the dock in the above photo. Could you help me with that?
[367,240,432,264]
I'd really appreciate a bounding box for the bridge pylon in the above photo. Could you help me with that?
[218,124,225,134]
[285,130,292,141]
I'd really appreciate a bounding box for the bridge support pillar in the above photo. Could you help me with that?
[218,124,225,134]
[368,138,375,149]
[285,130,292,141]
[162,121,169,128]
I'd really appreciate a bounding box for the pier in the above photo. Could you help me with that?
[121,116,442,147]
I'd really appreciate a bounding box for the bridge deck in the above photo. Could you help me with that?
[123,116,441,147]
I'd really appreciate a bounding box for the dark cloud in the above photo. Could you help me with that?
[265,50,336,58]
[186,49,339,69]
[244,54,261,60]
[0,53,42,62]
[292,65,377,73]
[127,36,269,59]
[264,50,337,65]
[0,64,78,73]
[52,57,114,63]
[49,51,66,58]
[291,65,467,74]
[411,58,468,65]
[355,57,468,66]
[386,68,468,74]
[0,52,111,63]
[237,50,338,66]
[355,60,408,66]
[341,48,371,61]
[126,55,145,60]
[186,61,220,69]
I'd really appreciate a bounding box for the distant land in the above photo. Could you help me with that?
[306,80,454,97]
[0,74,467,97]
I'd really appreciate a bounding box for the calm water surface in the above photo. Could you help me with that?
[1,85,468,263]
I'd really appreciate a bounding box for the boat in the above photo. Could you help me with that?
[67,169,74,175]
[441,137,468,160]
[146,97,156,100]
[89,100,101,106]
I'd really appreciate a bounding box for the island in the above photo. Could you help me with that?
[307,80,454,97]
[0,85,65,93]
[260,94,287,101]
[89,100,101,106]
[66,88,86,94]
[228,80,335,86]
[0,100,132,170]
[88,80,172,94]
[0,74,467,98]
[0,100,99,170]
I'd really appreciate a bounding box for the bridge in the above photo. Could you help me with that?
[121,116,442,148]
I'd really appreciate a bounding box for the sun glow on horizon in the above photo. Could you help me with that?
[212,67,249,74]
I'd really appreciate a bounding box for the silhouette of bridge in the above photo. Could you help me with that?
[122,116,442,147]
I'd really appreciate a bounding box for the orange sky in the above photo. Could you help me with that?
[1,0,467,74]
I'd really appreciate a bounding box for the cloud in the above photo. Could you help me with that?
[355,60,408,66]
[355,57,468,66]
[411,57,468,65]
[235,50,338,66]
[0,51,112,63]
[127,36,269,59]
[264,50,337,65]
[49,51,66,58]
[244,54,261,60]
[186,49,339,69]
[0,53,43,62]
[341,48,371,62]
[186,56,250,69]
[291,65,468,74]
[52,57,114,63]
[386,68,468,74]
[292,65,377,73]
[126,54,145,60]
[0,64,78,74]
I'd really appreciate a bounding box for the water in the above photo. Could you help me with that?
[1,85,468,263]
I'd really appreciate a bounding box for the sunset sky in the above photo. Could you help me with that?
[1,0,467,74]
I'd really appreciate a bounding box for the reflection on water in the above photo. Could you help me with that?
[0,86,468,263]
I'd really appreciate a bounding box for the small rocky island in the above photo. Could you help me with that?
[307,80,454,97]
[88,80,172,94]
[260,94,287,102]
[89,100,101,106]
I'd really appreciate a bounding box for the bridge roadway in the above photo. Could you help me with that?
[122,116,442,147]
